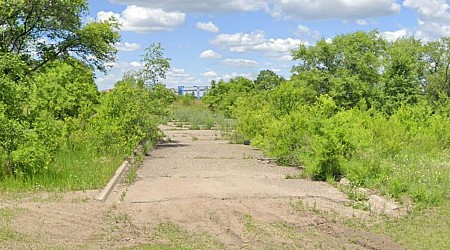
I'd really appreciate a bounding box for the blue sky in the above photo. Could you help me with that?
[88,0,450,90]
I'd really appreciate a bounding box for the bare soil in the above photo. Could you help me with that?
[0,126,405,249]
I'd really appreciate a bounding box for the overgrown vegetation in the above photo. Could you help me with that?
[0,1,174,191]
[169,95,235,132]
[203,31,450,209]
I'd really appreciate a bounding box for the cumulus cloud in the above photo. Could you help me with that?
[196,21,219,33]
[129,61,142,68]
[382,29,408,42]
[109,0,401,21]
[403,0,450,21]
[109,0,266,12]
[116,42,141,52]
[200,50,222,59]
[202,70,218,77]
[164,67,201,87]
[211,30,266,52]
[296,25,320,39]
[269,0,401,20]
[415,19,450,41]
[403,0,450,40]
[211,30,306,60]
[97,5,185,33]
[218,72,257,81]
[223,58,259,67]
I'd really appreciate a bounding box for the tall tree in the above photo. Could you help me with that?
[292,31,385,109]
[0,0,120,73]
[126,43,171,87]
[254,69,284,90]
[423,38,450,102]
[382,37,424,114]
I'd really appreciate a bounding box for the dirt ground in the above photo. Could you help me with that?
[0,126,405,249]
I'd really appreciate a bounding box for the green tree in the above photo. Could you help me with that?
[382,37,424,114]
[254,69,284,90]
[292,31,385,109]
[29,60,99,121]
[0,0,120,73]
[423,38,450,102]
[129,43,171,87]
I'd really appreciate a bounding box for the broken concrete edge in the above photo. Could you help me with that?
[95,143,146,202]
[95,160,130,202]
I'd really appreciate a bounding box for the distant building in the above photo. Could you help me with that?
[177,86,209,98]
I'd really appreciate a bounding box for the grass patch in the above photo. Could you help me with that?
[0,137,156,192]
[0,145,126,192]
[0,208,21,243]
[291,198,450,249]
[139,222,224,250]
[370,200,450,249]
[168,100,235,133]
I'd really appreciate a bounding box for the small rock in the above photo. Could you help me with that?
[356,187,370,197]
[339,178,350,186]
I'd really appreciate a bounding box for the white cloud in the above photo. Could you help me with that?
[403,0,450,40]
[164,67,201,87]
[200,50,222,59]
[211,30,306,61]
[415,19,450,41]
[202,70,218,77]
[97,11,121,22]
[211,30,266,52]
[109,0,400,21]
[382,29,408,42]
[355,19,377,26]
[116,42,141,52]
[109,0,267,12]
[269,0,401,20]
[296,25,320,39]
[96,73,118,90]
[130,61,142,68]
[196,21,219,33]
[217,72,257,81]
[403,0,450,21]
[97,5,185,34]
[223,58,259,67]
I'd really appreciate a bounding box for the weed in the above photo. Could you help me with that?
[285,172,303,179]
[146,222,225,250]
[0,208,20,243]
[119,191,126,202]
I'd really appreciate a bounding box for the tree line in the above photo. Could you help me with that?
[0,0,174,187]
[203,31,450,207]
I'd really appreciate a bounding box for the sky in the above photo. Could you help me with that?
[88,0,450,90]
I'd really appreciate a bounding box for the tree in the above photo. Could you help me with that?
[423,38,450,102]
[291,31,385,109]
[0,0,120,73]
[29,60,99,121]
[128,43,170,87]
[254,69,284,90]
[381,37,424,114]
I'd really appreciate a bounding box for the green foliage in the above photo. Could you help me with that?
[170,103,234,131]
[0,39,175,191]
[205,31,450,208]
[0,0,120,73]
[29,60,99,120]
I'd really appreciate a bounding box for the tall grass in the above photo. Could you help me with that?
[169,98,235,132]
[0,145,126,191]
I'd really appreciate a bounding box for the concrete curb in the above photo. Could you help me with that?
[95,160,130,202]
[95,144,145,202]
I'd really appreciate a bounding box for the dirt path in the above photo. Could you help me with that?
[0,126,404,249]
